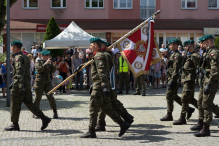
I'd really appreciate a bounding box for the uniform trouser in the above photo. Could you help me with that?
[166,83,182,112]
[199,81,218,125]
[181,81,198,114]
[97,89,127,122]
[34,81,57,111]
[89,88,122,128]
[119,72,130,92]
[11,88,43,122]
[136,74,146,94]
[198,87,219,120]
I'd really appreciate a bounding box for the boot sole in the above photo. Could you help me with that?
[80,135,97,138]
[194,134,210,137]
[173,122,187,125]
[4,128,20,131]
[160,119,173,121]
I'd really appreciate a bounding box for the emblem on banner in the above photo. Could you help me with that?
[142,27,148,35]
[134,62,143,69]
[152,49,156,58]
[123,41,131,49]
[134,40,147,57]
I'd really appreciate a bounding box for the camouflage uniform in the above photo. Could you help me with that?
[135,74,146,95]
[11,52,43,122]
[89,51,122,128]
[33,60,57,111]
[180,52,200,114]
[166,50,183,112]
[201,47,219,125]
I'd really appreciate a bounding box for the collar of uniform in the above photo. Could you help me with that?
[102,47,106,51]
[15,51,22,56]
[93,49,102,57]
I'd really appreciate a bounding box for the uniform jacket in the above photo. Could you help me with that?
[35,60,56,84]
[181,52,201,83]
[167,50,183,82]
[91,51,110,90]
[12,52,31,89]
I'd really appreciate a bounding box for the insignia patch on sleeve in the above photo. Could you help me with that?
[16,59,18,62]
[97,57,100,60]
[174,57,177,59]
[211,54,214,56]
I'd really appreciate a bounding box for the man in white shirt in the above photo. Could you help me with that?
[111,45,120,55]
[31,46,39,57]
[178,45,183,53]
[35,52,42,62]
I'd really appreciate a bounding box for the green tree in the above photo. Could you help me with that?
[0,0,18,33]
[215,36,219,49]
[44,17,63,57]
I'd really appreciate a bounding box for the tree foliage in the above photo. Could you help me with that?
[0,0,18,33]
[44,17,63,57]
[215,36,219,49]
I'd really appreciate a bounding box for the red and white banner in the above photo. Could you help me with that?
[117,20,161,78]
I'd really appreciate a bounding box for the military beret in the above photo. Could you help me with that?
[168,39,179,45]
[183,40,194,46]
[89,38,102,43]
[41,50,51,56]
[11,40,23,47]
[199,35,214,42]
[101,40,107,44]
[105,43,112,47]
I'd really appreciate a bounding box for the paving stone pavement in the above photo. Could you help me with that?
[0,86,219,146]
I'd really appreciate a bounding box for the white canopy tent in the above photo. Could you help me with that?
[43,21,106,49]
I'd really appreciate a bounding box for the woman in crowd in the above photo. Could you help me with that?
[0,60,6,98]
[58,56,69,93]
[153,59,161,89]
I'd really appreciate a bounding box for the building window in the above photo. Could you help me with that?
[23,0,38,9]
[85,0,104,8]
[51,0,67,8]
[181,0,197,9]
[114,0,132,9]
[209,0,219,9]
[140,0,156,19]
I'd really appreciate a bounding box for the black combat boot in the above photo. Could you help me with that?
[173,113,187,125]
[126,91,129,94]
[194,123,210,137]
[117,119,131,137]
[4,122,20,131]
[214,115,219,118]
[133,92,140,95]
[160,112,173,121]
[40,114,51,130]
[95,120,106,131]
[190,119,203,131]
[142,93,146,96]
[53,110,58,119]
[121,114,134,125]
[126,112,134,119]
[187,107,195,120]
[80,127,97,138]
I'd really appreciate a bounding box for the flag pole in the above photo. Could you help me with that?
[107,9,162,50]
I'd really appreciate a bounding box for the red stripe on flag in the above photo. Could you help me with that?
[123,50,137,65]
[144,21,155,71]
[127,29,141,44]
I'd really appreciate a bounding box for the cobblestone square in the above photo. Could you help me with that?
[1,86,219,146]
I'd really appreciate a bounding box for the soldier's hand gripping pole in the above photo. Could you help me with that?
[47,59,94,95]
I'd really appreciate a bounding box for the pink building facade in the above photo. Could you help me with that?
[2,0,219,52]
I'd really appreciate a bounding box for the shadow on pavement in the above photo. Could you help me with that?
[127,107,166,110]
[58,117,89,121]
[101,124,172,143]
[21,129,83,136]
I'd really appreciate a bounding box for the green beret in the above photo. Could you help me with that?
[41,50,50,56]
[183,40,194,46]
[101,40,107,44]
[11,40,23,47]
[90,38,102,43]
[168,39,179,45]
[199,35,214,42]
[105,43,112,47]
